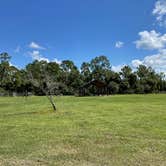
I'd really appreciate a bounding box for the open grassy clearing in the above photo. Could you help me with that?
[0,94,166,166]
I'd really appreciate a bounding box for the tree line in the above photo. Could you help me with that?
[0,52,166,96]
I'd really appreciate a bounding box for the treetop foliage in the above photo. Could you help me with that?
[0,52,166,96]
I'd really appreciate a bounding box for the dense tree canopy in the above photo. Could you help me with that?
[0,52,166,96]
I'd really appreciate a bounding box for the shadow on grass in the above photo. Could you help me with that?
[0,110,54,118]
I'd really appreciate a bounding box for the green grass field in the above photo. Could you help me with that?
[0,95,166,166]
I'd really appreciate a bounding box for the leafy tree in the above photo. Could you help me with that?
[120,66,132,79]
[0,52,11,63]
[80,62,91,82]
[108,81,119,94]
[0,53,13,94]
[136,65,162,93]
[60,60,82,95]
[0,52,166,97]
[120,66,136,93]
[90,55,111,81]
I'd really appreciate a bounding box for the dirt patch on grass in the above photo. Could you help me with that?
[0,157,48,166]
[44,145,78,156]
[129,148,166,166]
[52,160,97,166]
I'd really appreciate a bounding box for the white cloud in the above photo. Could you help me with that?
[29,42,45,50]
[28,50,62,64]
[29,50,49,62]
[153,0,166,26]
[115,41,124,48]
[9,62,19,69]
[53,58,62,64]
[14,46,21,53]
[132,1,166,74]
[112,64,125,72]
[131,59,143,68]
[131,49,166,74]
[135,30,166,50]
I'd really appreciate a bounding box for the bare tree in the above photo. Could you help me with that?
[27,61,58,111]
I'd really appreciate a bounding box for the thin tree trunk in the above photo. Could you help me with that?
[47,95,56,111]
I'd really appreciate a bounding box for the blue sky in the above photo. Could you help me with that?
[1,0,166,73]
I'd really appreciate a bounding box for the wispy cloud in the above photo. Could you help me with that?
[115,41,124,48]
[28,50,49,62]
[153,0,166,26]
[29,42,46,50]
[14,46,21,53]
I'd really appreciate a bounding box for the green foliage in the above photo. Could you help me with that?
[90,55,111,81]
[0,52,166,96]
[0,52,11,63]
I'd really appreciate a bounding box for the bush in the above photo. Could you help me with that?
[0,87,8,96]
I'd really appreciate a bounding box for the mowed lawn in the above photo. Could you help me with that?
[0,95,166,166]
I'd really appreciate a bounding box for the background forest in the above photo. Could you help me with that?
[0,52,166,96]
